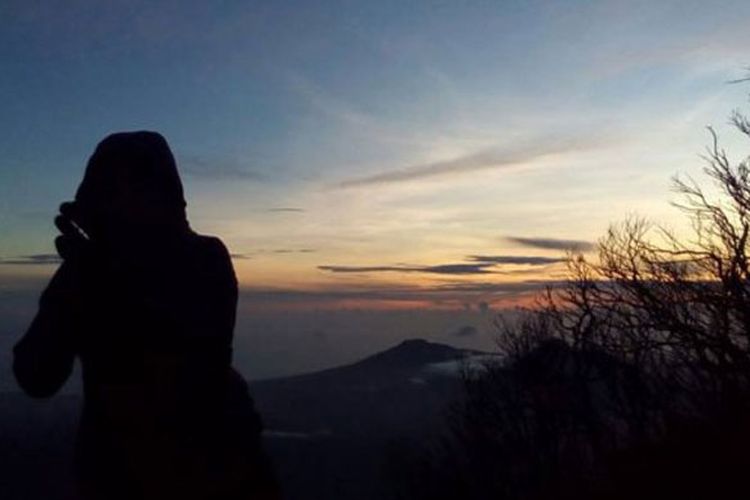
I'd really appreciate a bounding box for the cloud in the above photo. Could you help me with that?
[583,17,750,81]
[335,133,610,188]
[318,254,564,277]
[231,253,252,260]
[0,254,62,265]
[234,279,565,312]
[318,266,412,273]
[236,249,317,258]
[267,207,305,213]
[453,325,478,337]
[318,263,494,275]
[239,279,563,303]
[286,72,436,148]
[507,236,595,252]
[179,155,263,181]
[432,280,566,294]
[417,264,494,275]
[272,249,316,254]
[318,253,567,277]
[467,255,564,265]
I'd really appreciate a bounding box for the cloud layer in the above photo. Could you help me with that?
[0,254,61,265]
[335,134,609,188]
[240,279,563,303]
[507,236,595,252]
[179,155,263,181]
[468,255,563,265]
[267,207,306,213]
[319,253,563,276]
[318,263,494,275]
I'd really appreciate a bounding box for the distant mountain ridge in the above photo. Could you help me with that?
[248,338,484,436]
[350,338,480,371]
[0,338,488,500]
[264,338,481,383]
[248,339,488,500]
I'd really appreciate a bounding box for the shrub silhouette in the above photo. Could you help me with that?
[389,89,750,500]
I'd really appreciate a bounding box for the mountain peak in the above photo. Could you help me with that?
[354,338,467,370]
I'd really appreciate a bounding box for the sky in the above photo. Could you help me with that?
[2,0,750,312]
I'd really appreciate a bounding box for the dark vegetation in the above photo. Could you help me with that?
[389,93,750,499]
[1,339,474,500]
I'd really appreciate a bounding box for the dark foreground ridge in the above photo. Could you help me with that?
[1,339,486,500]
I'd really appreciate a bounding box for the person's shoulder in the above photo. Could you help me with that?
[190,233,230,257]
[186,233,234,272]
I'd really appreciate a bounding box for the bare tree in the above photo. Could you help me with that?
[390,90,750,500]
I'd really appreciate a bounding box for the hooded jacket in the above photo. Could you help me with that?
[13,132,276,499]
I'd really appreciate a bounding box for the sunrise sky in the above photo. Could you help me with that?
[3,0,750,310]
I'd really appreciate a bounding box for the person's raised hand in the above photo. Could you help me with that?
[43,202,99,313]
[54,201,91,262]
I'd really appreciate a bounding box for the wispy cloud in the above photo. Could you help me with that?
[467,255,564,265]
[318,263,494,275]
[267,207,305,213]
[453,325,478,337]
[335,134,611,188]
[231,253,252,260]
[272,248,316,254]
[432,280,566,294]
[233,249,317,260]
[240,280,558,299]
[179,155,263,181]
[507,236,595,252]
[0,254,61,265]
[319,253,563,277]
[286,72,437,148]
[237,279,566,308]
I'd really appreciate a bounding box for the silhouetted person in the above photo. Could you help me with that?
[13,131,280,500]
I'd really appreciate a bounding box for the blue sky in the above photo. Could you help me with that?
[2,0,750,308]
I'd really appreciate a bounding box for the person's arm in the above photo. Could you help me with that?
[191,236,238,346]
[13,260,81,398]
[13,202,92,398]
[178,236,238,376]
[141,236,238,419]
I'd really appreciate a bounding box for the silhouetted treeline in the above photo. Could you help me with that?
[388,99,750,499]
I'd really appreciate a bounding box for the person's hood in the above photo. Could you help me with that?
[75,131,189,236]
